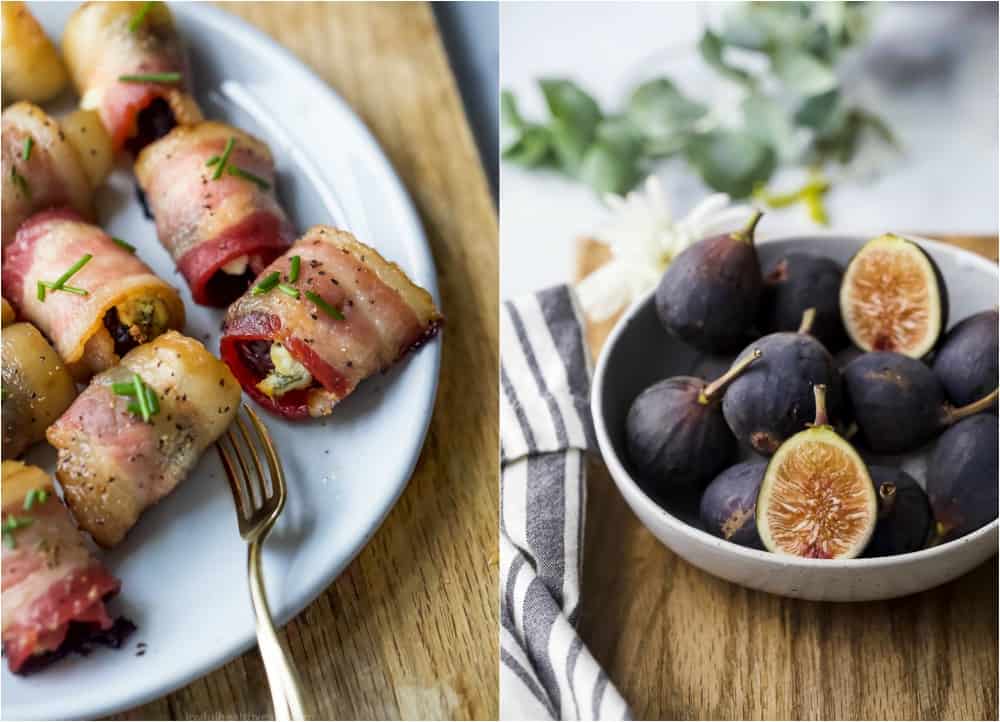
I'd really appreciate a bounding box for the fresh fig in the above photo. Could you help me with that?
[760,252,848,352]
[842,351,997,453]
[756,385,877,559]
[927,413,998,542]
[699,461,766,549]
[626,350,761,494]
[864,467,933,557]
[655,210,763,353]
[932,309,999,407]
[722,308,844,455]
[840,233,947,358]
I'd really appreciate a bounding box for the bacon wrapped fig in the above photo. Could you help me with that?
[62,1,202,156]
[2,460,121,674]
[1,2,69,105]
[47,331,240,547]
[2,322,78,459]
[135,121,294,307]
[2,102,113,245]
[2,208,185,380]
[221,226,442,419]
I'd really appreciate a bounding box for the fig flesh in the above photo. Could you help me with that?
[655,211,763,354]
[932,309,999,407]
[842,351,997,453]
[927,413,998,542]
[760,253,848,352]
[840,233,947,359]
[699,461,766,549]
[756,385,877,559]
[864,467,933,557]
[722,308,844,455]
[626,350,761,495]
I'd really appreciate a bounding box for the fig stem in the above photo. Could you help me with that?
[798,307,817,336]
[730,209,764,245]
[811,384,829,427]
[700,349,761,404]
[945,387,999,424]
[878,482,897,519]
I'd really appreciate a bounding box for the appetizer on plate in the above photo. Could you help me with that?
[47,331,241,547]
[2,320,78,459]
[2,102,113,245]
[62,1,202,156]
[2,208,186,381]
[1,2,69,104]
[221,226,442,419]
[135,121,295,306]
[2,460,122,675]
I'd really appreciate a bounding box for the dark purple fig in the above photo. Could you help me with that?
[722,308,844,455]
[932,309,999,407]
[699,461,766,549]
[756,385,877,559]
[927,413,998,542]
[842,351,997,454]
[655,210,763,354]
[864,467,933,557]
[760,252,848,352]
[840,233,948,359]
[626,350,761,493]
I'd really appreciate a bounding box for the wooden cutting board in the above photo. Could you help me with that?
[575,234,998,720]
[116,3,498,720]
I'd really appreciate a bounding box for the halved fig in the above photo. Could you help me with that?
[756,385,877,559]
[839,234,947,359]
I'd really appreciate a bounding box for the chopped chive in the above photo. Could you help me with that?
[37,281,46,301]
[132,373,151,422]
[112,381,137,396]
[52,254,92,290]
[3,531,13,549]
[277,283,299,299]
[118,72,182,84]
[128,1,155,32]
[3,515,34,548]
[10,167,29,198]
[127,401,143,416]
[22,136,33,161]
[50,284,87,296]
[205,155,220,167]
[23,488,48,511]
[112,237,136,253]
[225,165,270,190]
[252,271,280,295]
[288,255,300,283]
[145,385,160,415]
[305,291,345,320]
[212,137,236,180]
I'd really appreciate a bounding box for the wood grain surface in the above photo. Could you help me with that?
[574,234,999,720]
[116,3,498,719]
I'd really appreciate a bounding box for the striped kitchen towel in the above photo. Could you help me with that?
[500,285,631,721]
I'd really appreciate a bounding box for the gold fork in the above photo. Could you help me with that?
[216,403,306,721]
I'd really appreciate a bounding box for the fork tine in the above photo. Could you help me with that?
[245,405,287,510]
[216,436,249,520]
[235,413,271,501]
[227,427,260,510]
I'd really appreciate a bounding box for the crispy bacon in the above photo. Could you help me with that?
[2,208,185,381]
[135,121,294,306]
[61,2,202,155]
[46,332,241,548]
[221,226,442,419]
[1,461,121,674]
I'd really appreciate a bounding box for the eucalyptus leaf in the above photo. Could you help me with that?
[628,78,707,140]
[501,90,525,132]
[742,94,799,162]
[771,48,838,96]
[794,89,841,132]
[539,79,602,136]
[580,141,641,195]
[698,29,754,85]
[685,130,777,198]
[502,125,554,168]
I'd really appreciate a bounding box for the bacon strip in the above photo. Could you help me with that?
[61,2,202,155]
[47,332,241,548]
[221,226,442,419]
[2,102,93,246]
[2,322,77,459]
[135,122,294,306]
[2,208,186,381]
[2,461,121,674]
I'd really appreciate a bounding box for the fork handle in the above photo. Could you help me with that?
[248,539,307,721]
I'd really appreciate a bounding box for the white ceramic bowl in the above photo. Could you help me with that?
[592,234,998,602]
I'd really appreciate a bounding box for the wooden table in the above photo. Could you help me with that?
[575,235,998,721]
[117,3,498,719]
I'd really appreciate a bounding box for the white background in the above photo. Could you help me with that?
[500,2,999,299]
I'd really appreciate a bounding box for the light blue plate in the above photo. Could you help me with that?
[4,3,441,719]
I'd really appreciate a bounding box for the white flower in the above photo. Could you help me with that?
[575,175,754,321]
